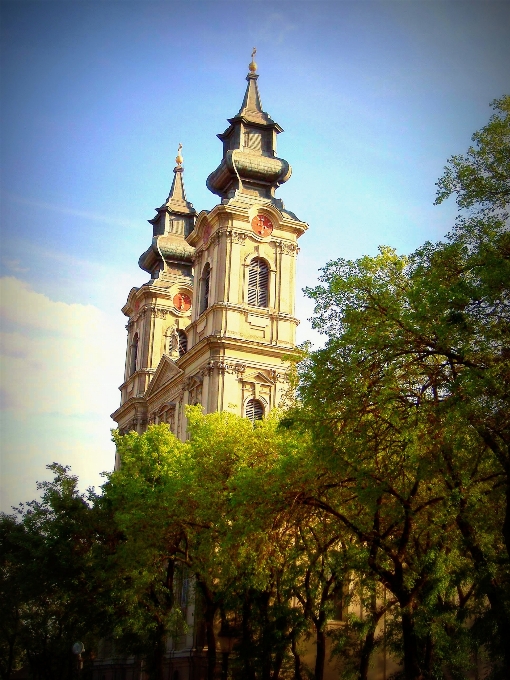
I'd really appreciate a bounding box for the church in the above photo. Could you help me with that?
[97,55,400,680]
[111,52,307,446]
[99,52,311,680]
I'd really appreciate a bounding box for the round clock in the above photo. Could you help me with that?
[173,292,192,312]
[251,214,273,237]
[202,221,211,244]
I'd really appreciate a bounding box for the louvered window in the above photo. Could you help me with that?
[129,333,138,376]
[200,263,210,314]
[247,258,269,308]
[244,129,262,152]
[246,398,264,422]
[178,330,187,357]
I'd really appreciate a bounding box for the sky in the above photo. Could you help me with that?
[1,0,509,512]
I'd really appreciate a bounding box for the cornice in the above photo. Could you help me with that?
[111,395,147,422]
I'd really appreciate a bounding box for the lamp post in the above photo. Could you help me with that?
[72,642,84,678]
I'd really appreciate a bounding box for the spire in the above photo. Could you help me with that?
[206,53,291,201]
[236,48,275,126]
[139,143,196,278]
[165,143,194,215]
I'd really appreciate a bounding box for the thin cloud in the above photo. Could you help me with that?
[2,191,140,230]
[0,258,29,274]
[257,12,297,46]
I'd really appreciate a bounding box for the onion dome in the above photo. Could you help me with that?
[206,51,291,201]
[139,145,196,279]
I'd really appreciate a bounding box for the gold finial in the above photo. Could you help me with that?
[249,47,257,73]
[175,143,183,167]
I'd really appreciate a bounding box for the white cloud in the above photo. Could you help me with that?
[0,277,125,414]
[0,277,125,510]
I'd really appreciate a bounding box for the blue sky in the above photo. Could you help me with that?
[1,0,509,510]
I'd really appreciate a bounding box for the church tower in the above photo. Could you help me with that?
[111,54,307,442]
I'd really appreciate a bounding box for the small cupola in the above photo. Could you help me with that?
[139,144,196,279]
[206,50,292,201]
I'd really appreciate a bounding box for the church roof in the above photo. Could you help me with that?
[206,53,291,201]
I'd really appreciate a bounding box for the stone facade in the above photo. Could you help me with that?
[97,59,405,680]
[111,62,307,452]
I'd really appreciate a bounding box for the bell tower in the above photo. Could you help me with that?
[112,54,307,441]
[181,51,307,425]
[112,146,196,437]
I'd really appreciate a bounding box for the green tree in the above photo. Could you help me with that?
[0,464,110,680]
[103,426,191,680]
[434,95,509,213]
[291,96,510,678]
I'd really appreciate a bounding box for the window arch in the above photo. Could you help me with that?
[247,258,269,308]
[200,263,211,315]
[246,398,264,422]
[129,333,139,376]
[177,330,187,357]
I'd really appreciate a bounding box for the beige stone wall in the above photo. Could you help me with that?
[112,196,307,466]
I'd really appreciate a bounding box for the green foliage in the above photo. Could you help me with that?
[294,95,510,679]
[2,96,508,680]
[435,95,510,212]
[0,464,111,680]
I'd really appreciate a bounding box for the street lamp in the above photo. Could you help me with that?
[72,642,84,677]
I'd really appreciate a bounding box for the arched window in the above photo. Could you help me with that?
[200,263,211,314]
[246,398,264,422]
[247,258,269,308]
[177,330,187,357]
[129,333,138,376]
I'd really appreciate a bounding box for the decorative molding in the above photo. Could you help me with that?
[128,304,176,325]
[183,372,204,392]
[204,360,248,377]
[226,228,247,245]
[199,365,213,379]
[209,231,221,247]
[234,363,246,376]
[207,360,231,374]
[275,240,298,255]
[268,368,285,383]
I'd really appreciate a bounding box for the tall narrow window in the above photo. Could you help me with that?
[129,333,138,376]
[177,330,187,357]
[247,258,269,308]
[200,263,211,314]
[246,398,264,422]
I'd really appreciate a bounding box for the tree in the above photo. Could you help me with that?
[102,427,191,680]
[288,96,510,679]
[0,464,110,680]
[435,95,510,213]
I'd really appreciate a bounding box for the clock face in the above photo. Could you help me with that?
[202,221,211,244]
[251,214,273,237]
[173,292,192,312]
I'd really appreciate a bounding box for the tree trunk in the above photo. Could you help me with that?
[314,623,326,680]
[259,591,271,680]
[272,649,284,680]
[241,594,256,680]
[359,593,384,680]
[359,627,375,680]
[291,636,302,680]
[401,607,424,680]
[196,581,218,680]
[153,631,165,680]
[455,496,510,671]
